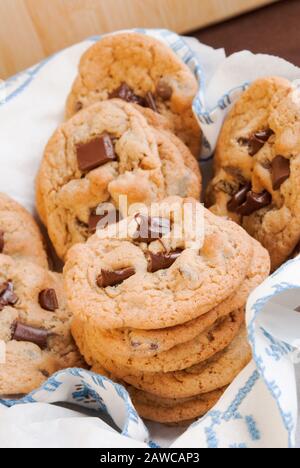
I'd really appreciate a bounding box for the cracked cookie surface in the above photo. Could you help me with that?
[0,193,48,268]
[36,100,201,259]
[65,33,201,157]
[0,255,84,395]
[207,77,300,270]
[64,197,253,330]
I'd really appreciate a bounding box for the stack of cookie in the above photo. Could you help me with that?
[64,197,270,424]
[0,193,83,396]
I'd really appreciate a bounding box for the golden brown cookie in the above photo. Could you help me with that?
[0,193,48,268]
[65,33,201,157]
[77,326,251,399]
[37,100,201,259]
[0,255,84,395]
[64,198,253,330]
[82,238,269,358]
[207,77,300,270]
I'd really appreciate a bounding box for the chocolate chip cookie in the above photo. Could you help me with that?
[36,100,201,259]
[0,193,48,268]
[82,238,269,358]
[0,254,84,395]
[65,33,201,157]
[207,76,300,270]
[64,197,253,330]
[73,308,244,373]
[78,327,251,399]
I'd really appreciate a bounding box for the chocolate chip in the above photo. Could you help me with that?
[109,83,145,106]
[238,128,274,157]
[88,208,121,234]
[39,289,59,312]
[237,190,272,216]
[75,101,83,112]
[0,281,18,311]
[147,250,182,273]
[0,231,4,253]
[271,156,290,190]
[76,134,116,172]
[145,92,158,112]
[97,267,136,288]
[134,215,171,243]
[254,128,274,142]
[12,322,48,349]
[156,80,173,100]
[227,183,251,212]
[295,306,300,313]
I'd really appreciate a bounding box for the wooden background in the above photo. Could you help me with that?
[0,0,278,79]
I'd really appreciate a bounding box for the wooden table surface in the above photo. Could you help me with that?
[0,0,277,79]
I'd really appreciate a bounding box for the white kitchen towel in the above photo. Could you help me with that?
[0,29,299,448]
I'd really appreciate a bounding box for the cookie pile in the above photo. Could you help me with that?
[0,193,83,395]
[65,197,270,424]
[207,77,300,271]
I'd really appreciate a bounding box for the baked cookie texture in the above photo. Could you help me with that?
[207,76,300,271]
[92,362,224,425]
[36,100,201,259]
[0,254,84,395]
[0,193,48,268]
[71,238,269,359]
[65,33,201,157]
[67,195,270,423]
[64,197,254,330]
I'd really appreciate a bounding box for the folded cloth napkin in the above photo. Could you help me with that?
[0,29,299,448]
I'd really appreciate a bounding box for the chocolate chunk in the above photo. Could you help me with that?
[156,80,173,100]
[134,215,171,243]
[227,183,251,212]
[271,156,290,190]
[247,136,265,157]
[97,267,136,288]
[295,306,300,313]
[109,83,145,106]
[75,101,83,112]
[254,128,274,142]
[0,281,18,310]
[76,134,116,172]
[145,92,158,112]
[238,129,274,157]
[0,231,4,253]
[89,208,121,234]
[39,289,59,312]
[12,322,48,349]
[147,250,182,273]
[237,190,272,216]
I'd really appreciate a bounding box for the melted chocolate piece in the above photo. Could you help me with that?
[227,183,251,212]
[109,83,145,106]
[156,80,173,100]
[0,231,4,253]
[0,281,18,311]
[147,250,182,273]
[76,134,116,172]
[237,190,272,216]
[271,156,291,190]
[88,208,121,234]
[39,289,59,312]
[12,322,49,349]
[134,215,171,243]
[238,128,274,157]
[97,267,136,288]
